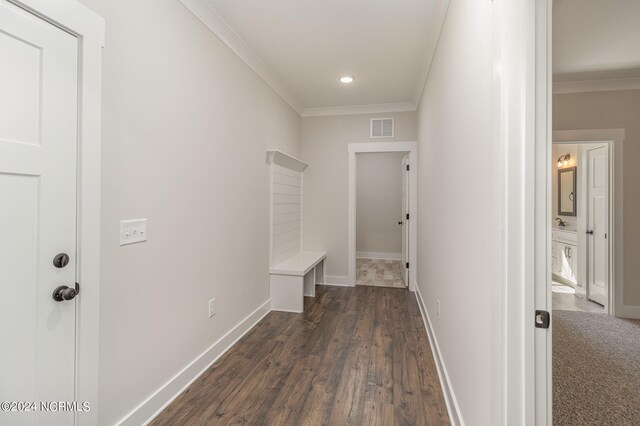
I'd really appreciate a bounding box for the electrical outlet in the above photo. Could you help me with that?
[436,299,441,319]
[208,298,216,318]
[120,219,147,246]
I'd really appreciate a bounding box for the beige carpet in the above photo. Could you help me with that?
[553,310,640,425]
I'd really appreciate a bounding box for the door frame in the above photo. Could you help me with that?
[492,0,552,424]
[552,134,623,316]
[347,141,417,291]
[6,1,104,424]
[401,154,410,287]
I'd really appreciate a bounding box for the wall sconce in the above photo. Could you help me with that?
[557,154,570,168]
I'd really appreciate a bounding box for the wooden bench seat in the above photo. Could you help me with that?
[269,251,326,313]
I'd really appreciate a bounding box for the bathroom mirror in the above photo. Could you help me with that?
[558,166,577,216]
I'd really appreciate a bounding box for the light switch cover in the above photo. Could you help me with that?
[120,219,147,246]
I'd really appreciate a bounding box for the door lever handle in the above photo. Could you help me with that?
[586,230,594,235]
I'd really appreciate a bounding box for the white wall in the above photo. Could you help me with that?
[301,112,417,282]
[415,0,496,423]
[356,152,404,257]
[77,0,300,424]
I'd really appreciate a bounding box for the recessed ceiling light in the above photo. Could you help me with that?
[339,76,354,84]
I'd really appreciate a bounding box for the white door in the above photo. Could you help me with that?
[551,241,562,277]
[586,146,609,307]
[0,2,78,425]
[401,155,409,287]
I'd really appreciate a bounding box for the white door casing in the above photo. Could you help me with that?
[586,145,609,307]
[348,141,417,291]
[401,155,409,286]
[0,1,78,424]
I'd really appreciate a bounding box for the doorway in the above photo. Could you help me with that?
[355,152,407,288]
[0,1,103,424]
[347,141,417,290]
[551,141,614,314]
[533,0,640,424]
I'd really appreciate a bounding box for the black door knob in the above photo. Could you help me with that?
[586,230,594,235]
[52,285,77,302]
[398,221,403,225]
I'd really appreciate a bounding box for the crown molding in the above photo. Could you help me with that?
[178,0,304,115]
[301,102,417,118]
[554,77,640,94]
[413,0,451,107]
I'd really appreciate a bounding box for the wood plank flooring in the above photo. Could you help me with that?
[152,285,450,426]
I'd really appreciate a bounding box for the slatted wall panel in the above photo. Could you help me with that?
[271,164,302,266]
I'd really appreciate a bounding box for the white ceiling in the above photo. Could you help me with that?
[204,0,439,111]
[553,0,640,82]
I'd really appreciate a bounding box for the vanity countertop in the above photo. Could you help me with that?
[553,226,577,233]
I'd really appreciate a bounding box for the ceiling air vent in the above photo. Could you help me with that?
[370,118,394,138]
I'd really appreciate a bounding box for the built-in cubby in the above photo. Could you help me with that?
[266,150,326,312]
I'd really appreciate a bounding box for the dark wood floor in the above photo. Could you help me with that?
[152,285,450,426]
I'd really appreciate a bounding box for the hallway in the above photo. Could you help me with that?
[152,285,450,425]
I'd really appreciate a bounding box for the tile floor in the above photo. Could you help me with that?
[356,258,406,288]
[552,281,605,313]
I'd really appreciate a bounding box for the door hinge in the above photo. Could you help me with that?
[406,262,409,269]
[535,310,550,329]
[406,213,409,220]
[406,164,410,171]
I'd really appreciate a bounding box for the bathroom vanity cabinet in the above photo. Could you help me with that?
[552,229,577,284]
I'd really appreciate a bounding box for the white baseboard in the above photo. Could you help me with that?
[321,275,353,286]
[116,299,272,426]
[414,286,463,426]
[356,251,402,261]
[618,304,640,319]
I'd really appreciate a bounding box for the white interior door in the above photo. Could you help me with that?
[586,145,609,307]
[401,155,409,287]
[0,2,78,424]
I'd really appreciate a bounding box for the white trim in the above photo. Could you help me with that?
[302,102,416,118]
[347,141,417,154]
[553,130,627,318]
[321,275,351,286]
[356,251,401,261]
[493,0,545,424]
[414,286,463,425]
[553,77,640,95]
[413,0,450,107]
[265,149,308,172]
[116,299,272,426]
[533,2,553,424]
[347,142,418,291]
[6,1,104,425]
[177,0,303,115]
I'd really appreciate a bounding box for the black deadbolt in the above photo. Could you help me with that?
[53,253,70,268]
